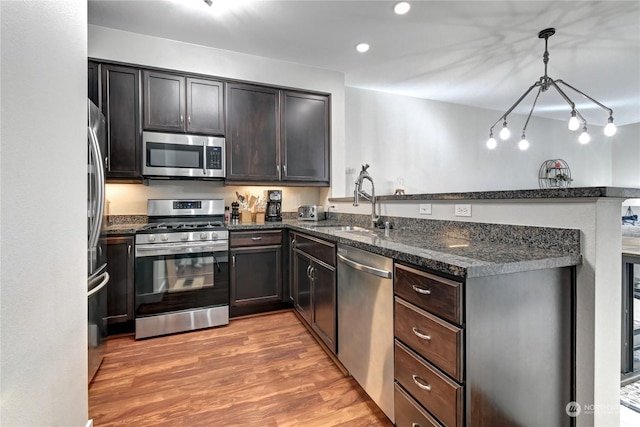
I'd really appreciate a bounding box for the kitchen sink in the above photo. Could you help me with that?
[312,225,375,234]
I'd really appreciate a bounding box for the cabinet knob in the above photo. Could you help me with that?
[180,115,184,124]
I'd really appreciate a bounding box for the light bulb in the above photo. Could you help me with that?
[578,127,591,144]
[499,122,511,140]
[568,111,580,131]
[604,117,617,137]
[393,2,411,15]
[355,43,370,53]
[486,136,497,149]
[518,135,530,151]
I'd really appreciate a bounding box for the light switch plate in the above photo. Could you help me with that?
[419,204,432,215]
[455,204,472,217]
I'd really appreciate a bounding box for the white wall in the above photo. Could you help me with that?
[1,1,88,426]
[344,87,614,197]
[89,25,347,208]
[613,122,640,187]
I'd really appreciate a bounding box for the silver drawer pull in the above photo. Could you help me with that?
[251,237,263,241]
[412,285,431,295]
[412,423,423,427]
[412,375,432,391]
[412,327,431,341]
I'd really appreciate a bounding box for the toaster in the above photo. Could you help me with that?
[297,205,325,221]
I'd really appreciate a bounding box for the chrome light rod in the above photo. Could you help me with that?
[486,28,616,151]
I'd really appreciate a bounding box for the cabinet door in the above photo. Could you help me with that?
[102,65,142,181]
[88,61,99,107]
[281,91,330,185]
[231,246,282,306]
[143,70,185,132]
[186,77,224,135]
[226,83,279,181]
[106,236,134,327]
[293,251,313,324]
[312,261,337,353]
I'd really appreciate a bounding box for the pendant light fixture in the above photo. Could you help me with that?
[486,28,616,150]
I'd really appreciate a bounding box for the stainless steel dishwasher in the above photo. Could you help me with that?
[337,244,394,422]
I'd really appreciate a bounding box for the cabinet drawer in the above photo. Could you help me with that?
[394,382,442,427]
[292,233,335,267]
[395,263,462,325]
[230,230,282,247]
[395,297,463,381]
[395,340,463,427]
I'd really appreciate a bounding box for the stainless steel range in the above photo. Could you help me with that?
[134,199,229,339]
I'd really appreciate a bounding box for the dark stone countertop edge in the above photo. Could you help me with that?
[106,220,582,278]
[229,221,582,278]
[329,186,640,202]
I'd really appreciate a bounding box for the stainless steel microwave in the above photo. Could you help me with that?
[142,131,225,179]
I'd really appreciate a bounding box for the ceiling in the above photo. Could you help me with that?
[88,0,640,126]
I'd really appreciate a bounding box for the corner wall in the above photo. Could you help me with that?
[1,1,88,425]
[613,122,640,187]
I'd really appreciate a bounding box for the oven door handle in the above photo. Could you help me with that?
[136,242,229,255]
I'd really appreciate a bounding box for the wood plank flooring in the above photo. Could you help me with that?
[89,310,393,426]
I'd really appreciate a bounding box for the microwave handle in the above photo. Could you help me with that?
[202,140,207,176]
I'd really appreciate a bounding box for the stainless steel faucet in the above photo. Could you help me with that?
[353,164,380,227]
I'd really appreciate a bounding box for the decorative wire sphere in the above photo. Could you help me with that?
[538,159,572,189]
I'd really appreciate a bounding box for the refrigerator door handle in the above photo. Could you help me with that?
[88,124,106,251]
[88,271,110,298]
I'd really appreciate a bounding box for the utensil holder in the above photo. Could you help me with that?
[240,210,252,224]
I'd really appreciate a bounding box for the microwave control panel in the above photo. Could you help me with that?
[206,146,223,170]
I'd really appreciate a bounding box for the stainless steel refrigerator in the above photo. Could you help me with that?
[87,99,109,383]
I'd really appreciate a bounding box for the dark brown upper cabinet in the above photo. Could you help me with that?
[143,70,224,136]
[226,83,330,186]
[101,64,142,182]
[88,61,100,107]
[281,91,330,185]
[226,83,280,182]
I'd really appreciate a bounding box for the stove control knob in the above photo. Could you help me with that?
[181,233,189,241]
[200,232,208,240]
[148,235,156,242]
[161,234,169,242]
[210,232,218,240]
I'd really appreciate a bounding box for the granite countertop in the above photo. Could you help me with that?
[106,224,144,235]
[107,218,581,278]
[229,220,582,279]
[329,186,640,203]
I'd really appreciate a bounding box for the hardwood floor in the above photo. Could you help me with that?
[89,310,393,426]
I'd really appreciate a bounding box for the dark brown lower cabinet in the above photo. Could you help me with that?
[230,230,286,317]
[106,236,135,334]
[393,262,575,426]
[291,232,336,353]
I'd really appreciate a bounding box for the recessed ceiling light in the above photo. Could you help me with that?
[394,2,411,15]
[356,43,370,53]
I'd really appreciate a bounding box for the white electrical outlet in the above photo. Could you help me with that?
[455,204,472,217]
[419,204,432,215]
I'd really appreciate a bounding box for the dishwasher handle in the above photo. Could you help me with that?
[337,252,392,279]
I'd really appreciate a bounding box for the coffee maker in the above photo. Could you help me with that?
[266,190,282,222]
